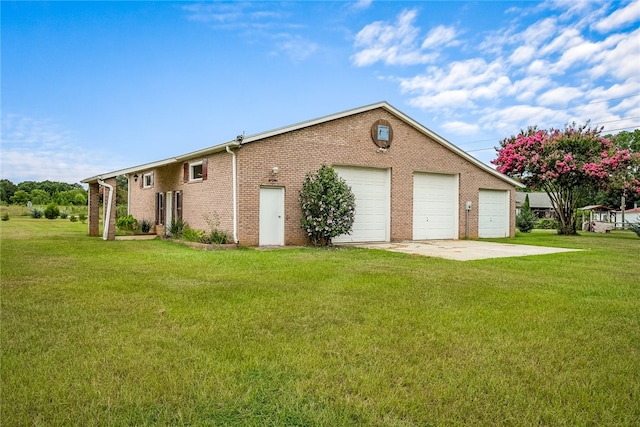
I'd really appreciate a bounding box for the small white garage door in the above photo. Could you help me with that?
[413,173,459,240]
[333,166,389,243]
[479,189,510,238]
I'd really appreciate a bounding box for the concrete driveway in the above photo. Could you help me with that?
[345,240,581,261]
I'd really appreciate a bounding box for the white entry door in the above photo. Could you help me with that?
[479,189,510,238]
[413,173,458,240]
[259,187,285,246]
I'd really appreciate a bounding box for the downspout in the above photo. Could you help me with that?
[97,179,114,241]
[226,145,239,244]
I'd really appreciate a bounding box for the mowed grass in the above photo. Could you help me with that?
[1,217,639,426]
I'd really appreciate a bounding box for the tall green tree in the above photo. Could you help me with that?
[10,190,30,205]
[29,189,50,205]
[0,179,17,203]
[299,164,356,246]
[494,123,640,235]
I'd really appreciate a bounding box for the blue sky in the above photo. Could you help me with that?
[2,0,639,184]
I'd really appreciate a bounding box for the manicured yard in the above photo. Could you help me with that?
[1,216,639,425]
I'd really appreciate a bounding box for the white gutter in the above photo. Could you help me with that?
[226,145,239,244]
[97,179,114,241]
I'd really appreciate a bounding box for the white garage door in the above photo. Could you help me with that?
[333,166,389,243]
[479,189,510,238]
[413,173,458,240]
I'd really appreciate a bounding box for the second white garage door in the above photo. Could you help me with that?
[413,173,458,240]
[333,166,390,243]
[479,189,510,238]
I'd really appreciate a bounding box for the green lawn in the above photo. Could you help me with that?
[2,217,639,426]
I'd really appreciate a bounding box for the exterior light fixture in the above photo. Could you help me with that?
[269,166,279,183]
[133,174,139,182]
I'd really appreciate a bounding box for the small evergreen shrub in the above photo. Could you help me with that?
[30,208,43,219]
[59,210,69,219]
[628,220,640,237]
[140,219,153,233]
[69,215,78,222]
[516,194,536,233]
[1,212,9,221]
[44,203,60,219]
[78,213,87,223]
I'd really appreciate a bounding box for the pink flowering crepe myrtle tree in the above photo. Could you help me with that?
[493,123,640,235]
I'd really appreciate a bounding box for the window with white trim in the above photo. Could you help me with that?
[183,159,208,183]
[190,161,203,181]
[143,172,154,188]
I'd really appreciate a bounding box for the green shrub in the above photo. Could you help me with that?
[169,218,187,238]
[116,214,137,230]
[210,229,228,244]
[78,212,87,223]
[536,218,558,230]
[30,208,43,219]
[1,212,9,221]
[116,204,128,219]
[182,226,204,242]
[516,194,536,233]
[44,203,60,219]
[628,220,640,237]
[203,213,229,244]
[299,164,356,246]
[59,209,69,219]
[69,215,78,222]
[140,219,153,233]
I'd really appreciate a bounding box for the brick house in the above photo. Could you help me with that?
[82,102,523,245]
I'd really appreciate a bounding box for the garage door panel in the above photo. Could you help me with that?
[413,173,458,240]
[479,190,509,238]
[333,167,389,243]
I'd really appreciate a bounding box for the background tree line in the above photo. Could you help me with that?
[0,179,87,206]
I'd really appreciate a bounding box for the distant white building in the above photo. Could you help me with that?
[616,207,640,226]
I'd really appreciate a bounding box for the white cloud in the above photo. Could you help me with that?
[594,0,640,32]
[421,25,458,49]
[589,28,640,80]
[511,76,553,102]
[350,0,373,11]
[509,45,536,65]
[0,113,125,184]
[537,86,584,106]
[272,34,318,62]
[441,120,480,135]
[352,9,439,66]
[353,2,639,153]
